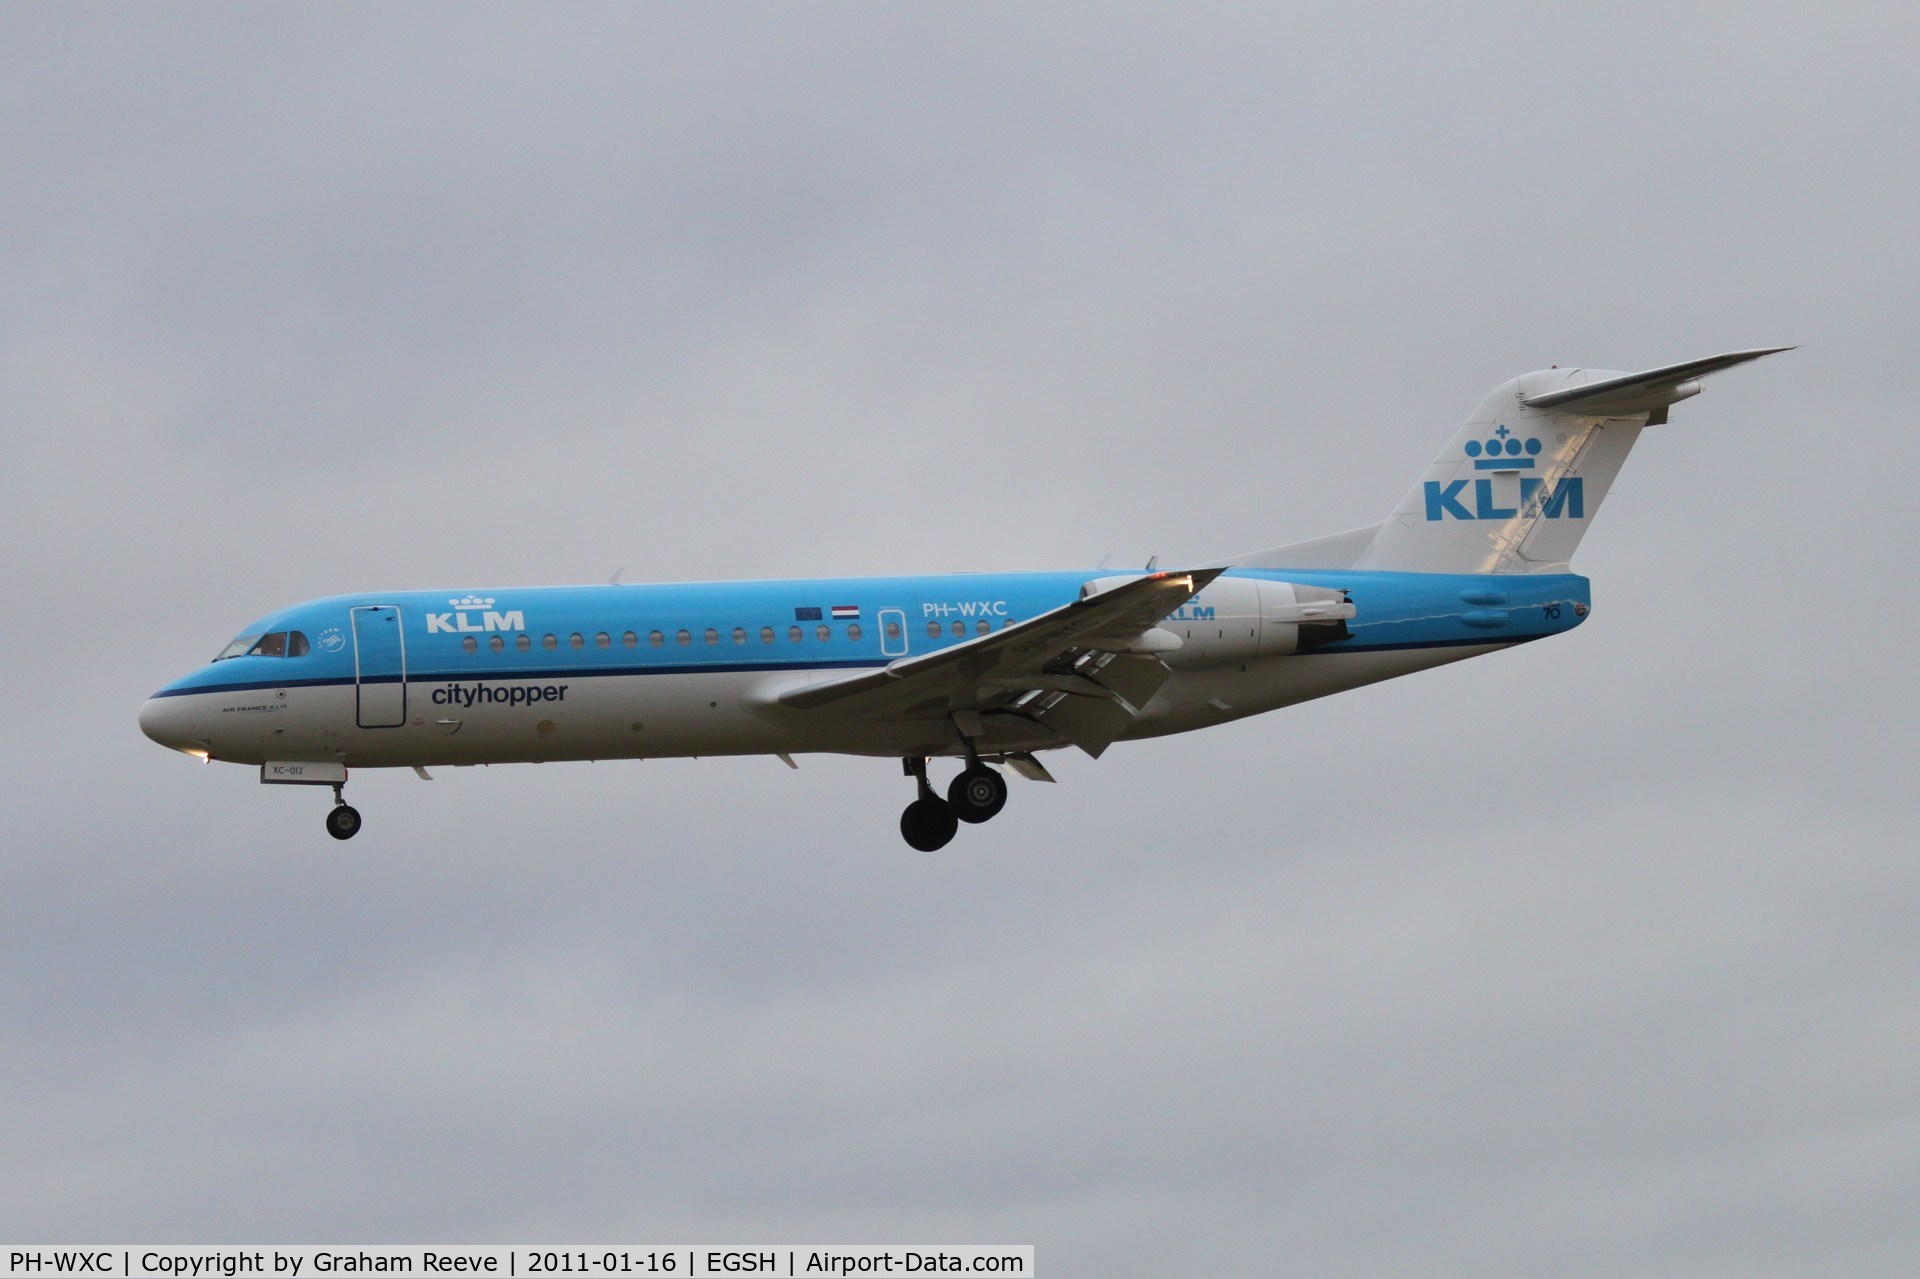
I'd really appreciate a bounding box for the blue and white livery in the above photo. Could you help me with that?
[140,349,1787,848]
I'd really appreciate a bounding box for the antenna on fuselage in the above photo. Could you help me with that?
[608,567,625,585]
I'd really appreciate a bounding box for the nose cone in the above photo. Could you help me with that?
[139,694,203,754]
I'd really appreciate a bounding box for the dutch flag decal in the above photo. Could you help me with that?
[830,605,860,620]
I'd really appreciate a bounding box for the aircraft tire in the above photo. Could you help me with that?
[948,766,1007,824]
[900,796,958,851]
[326,804,362,841]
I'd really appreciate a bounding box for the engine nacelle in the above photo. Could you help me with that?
[1156,576,1354,666]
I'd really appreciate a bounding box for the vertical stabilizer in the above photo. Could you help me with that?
[1353,348,1788,574]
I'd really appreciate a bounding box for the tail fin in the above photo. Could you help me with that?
[1349,347,1790,574]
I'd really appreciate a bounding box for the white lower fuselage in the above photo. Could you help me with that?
[155,644,1500,768]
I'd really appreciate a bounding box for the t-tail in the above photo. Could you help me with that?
[1237,348,1791,575]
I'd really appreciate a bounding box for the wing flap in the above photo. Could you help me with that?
[1022,653,1177,757]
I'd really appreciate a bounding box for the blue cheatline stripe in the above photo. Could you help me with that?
[149,657,884,698]
[151,674,347,697]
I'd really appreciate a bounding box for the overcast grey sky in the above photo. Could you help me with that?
[3,3,1917,1273]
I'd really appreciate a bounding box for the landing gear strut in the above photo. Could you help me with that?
[326,782,362,841]
[899,758,958,851]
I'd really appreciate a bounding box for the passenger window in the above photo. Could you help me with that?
[623,631,637,647]
[885,620,901,640]
[676,629,691,646]
[569,633,585,649]
[788,626,803,643]
[815,624,830,642]
[1002,617,1016,628]
[516,634,531,652]
[288,631,311,656]
[704,627,719,645]
[461,636,478,654]
[760,626,775,644]
[951,621,965,637]
[732,627,747,644]
[250,632,288,658]
[489,635,504,653]
[596,632,610,649]
[975,619,990,636]
[543,634,558,651]
[846,623,862,642]
[926,621,941,638]
[649,630,664,647]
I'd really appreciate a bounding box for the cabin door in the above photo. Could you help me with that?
[351,605,408,729]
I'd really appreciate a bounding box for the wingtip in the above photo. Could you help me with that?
[1706,345,1797,373]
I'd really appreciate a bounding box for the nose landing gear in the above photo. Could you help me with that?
[260,763,361,840]
[325,782,362,841]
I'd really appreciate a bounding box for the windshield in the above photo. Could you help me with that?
[212,631,311,661]
[213,634,263,661]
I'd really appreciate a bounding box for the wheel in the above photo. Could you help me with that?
[326,804,362,841]
[947,765,1007,824]
[900,795,959,850]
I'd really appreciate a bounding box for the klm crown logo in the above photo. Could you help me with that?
[1464,425,1543,469]
[450,595,496,609]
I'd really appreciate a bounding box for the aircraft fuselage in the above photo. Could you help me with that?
[140,567,1589,770]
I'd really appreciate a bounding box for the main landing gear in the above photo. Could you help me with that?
[898,756,1010,850]
[949,763,1008,823]
[325,782,362,841]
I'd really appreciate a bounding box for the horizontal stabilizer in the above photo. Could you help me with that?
[1523,347,1792,416]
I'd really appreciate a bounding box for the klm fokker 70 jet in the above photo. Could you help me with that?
[141,349,1786,849]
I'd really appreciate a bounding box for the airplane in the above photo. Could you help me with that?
[140,348,1787,849]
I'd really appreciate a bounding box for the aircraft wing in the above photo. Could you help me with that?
[771,568,1224,755]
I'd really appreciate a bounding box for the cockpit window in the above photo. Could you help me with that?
[214,634,263,661]
[214,630,312,661]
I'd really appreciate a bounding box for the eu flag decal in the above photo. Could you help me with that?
[794,606,823,621]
